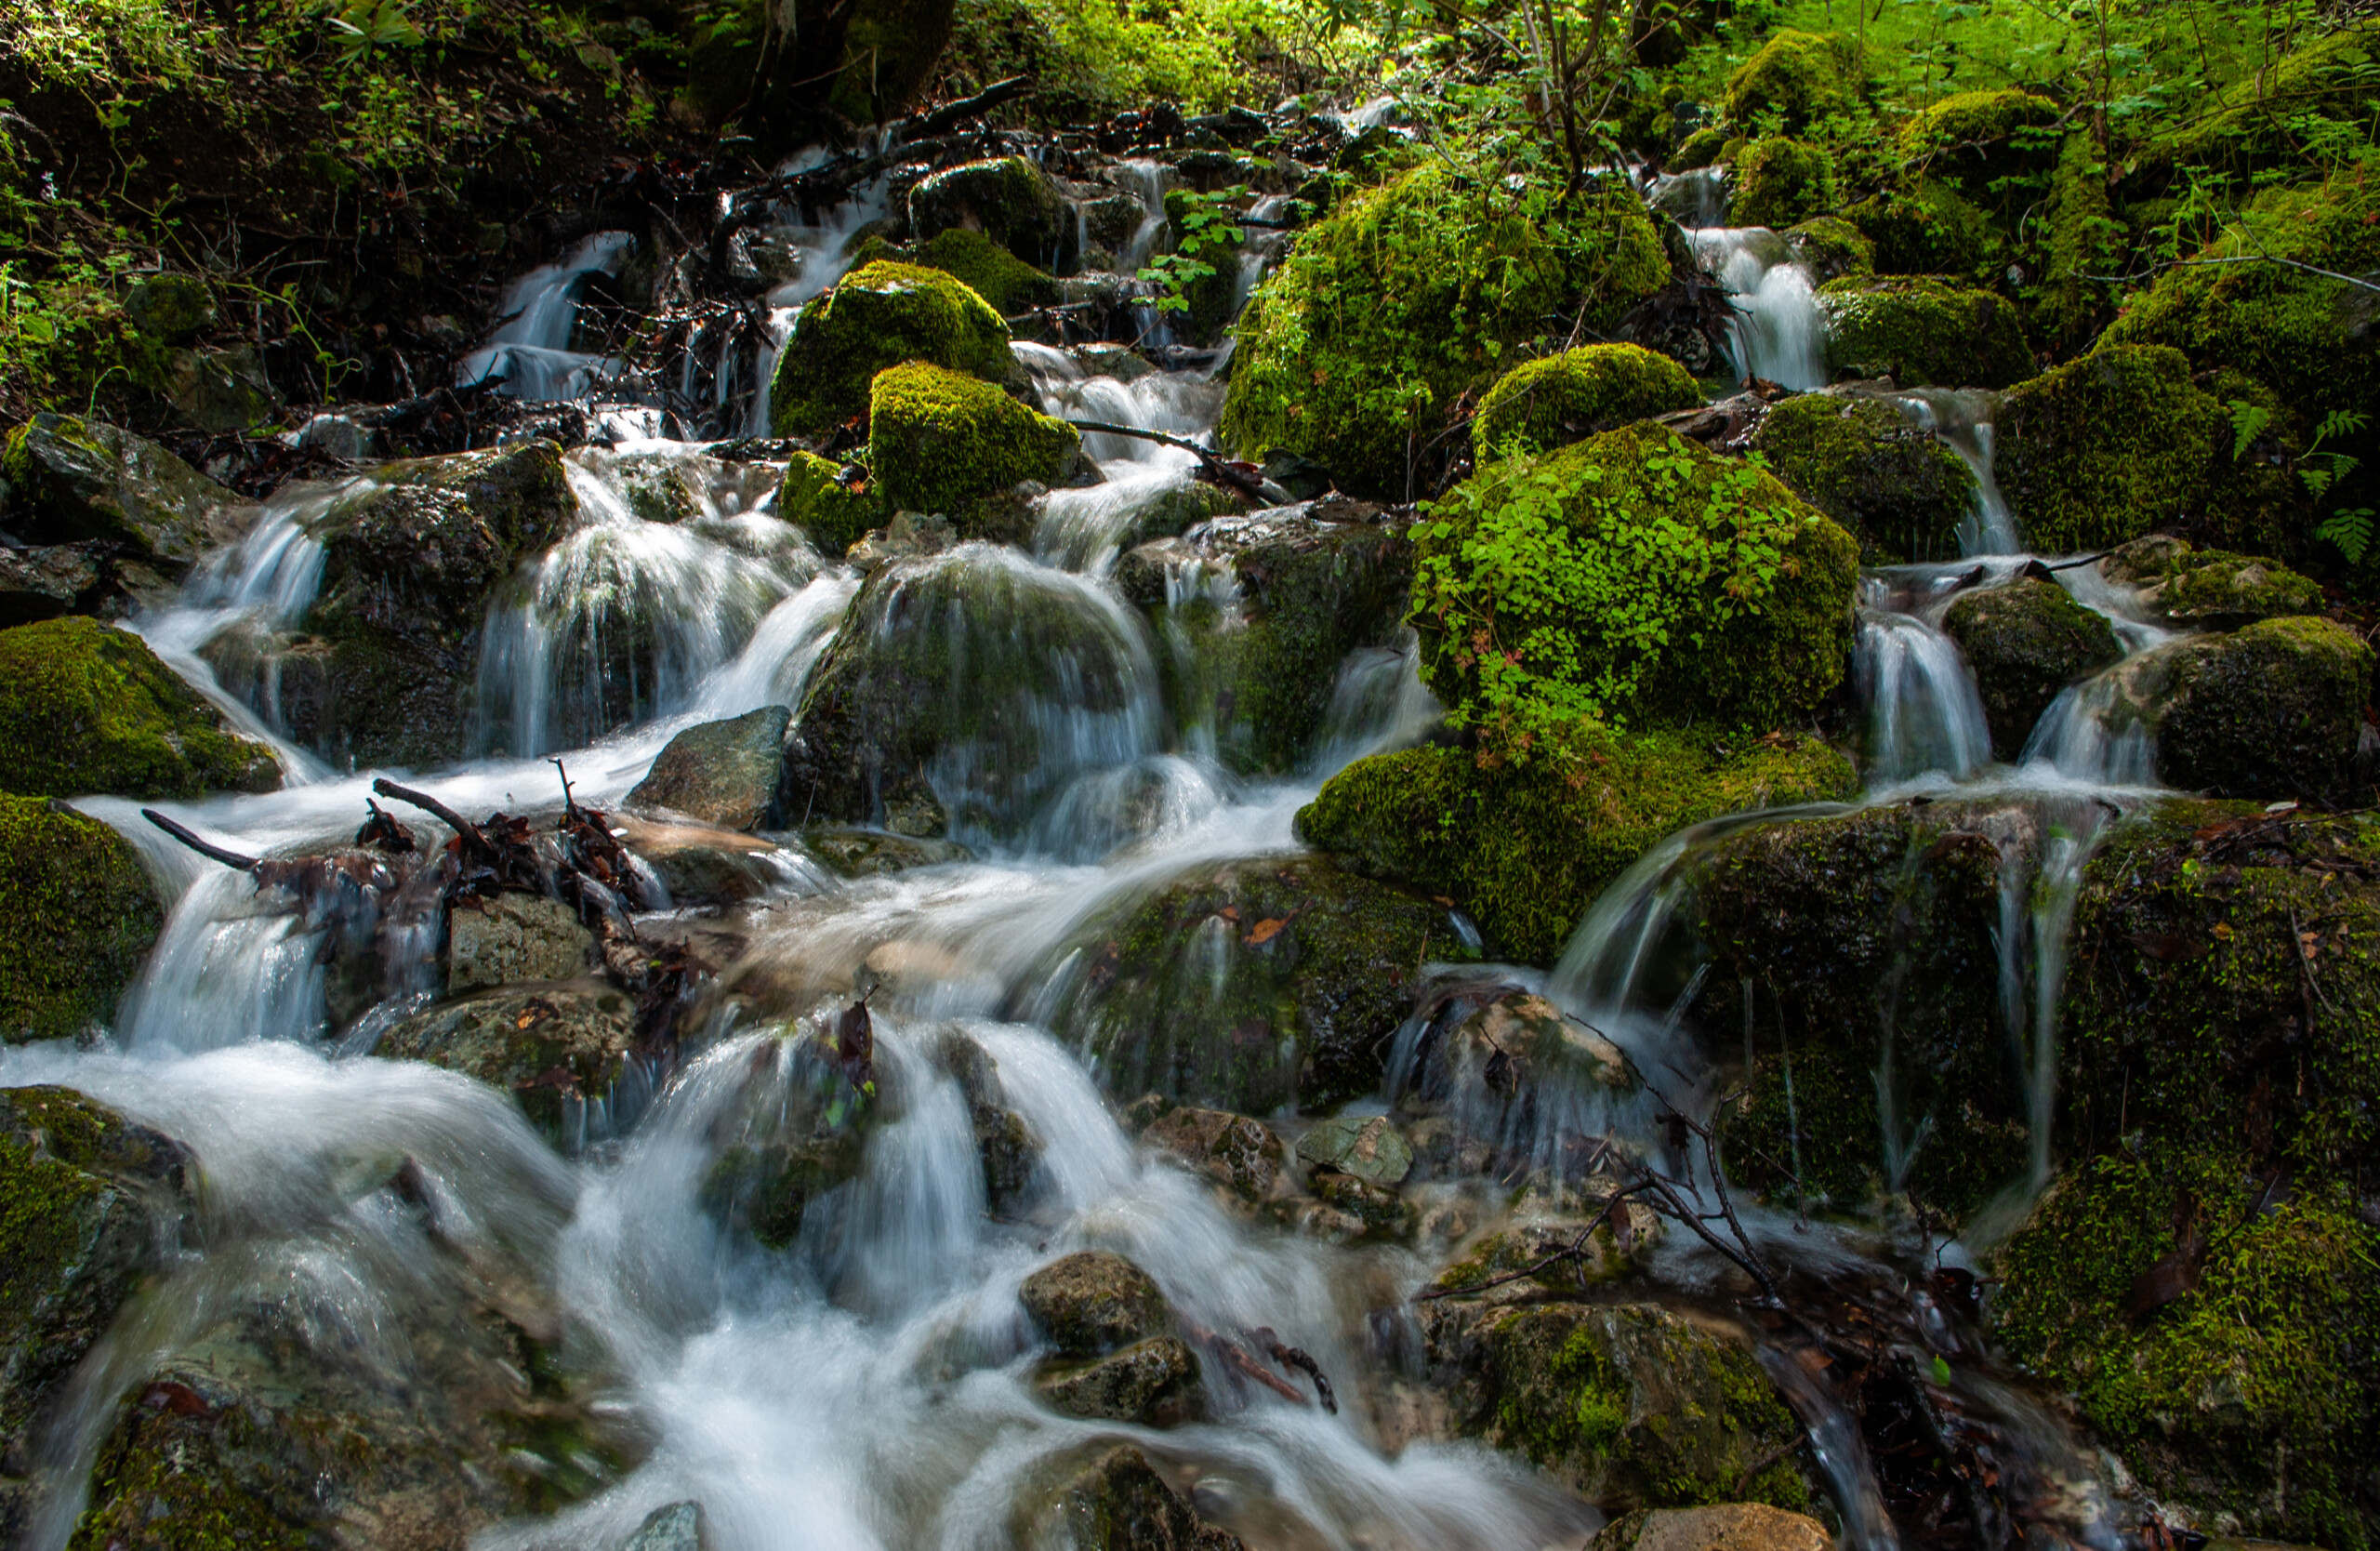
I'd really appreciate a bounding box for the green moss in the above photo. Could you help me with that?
[0,414,236,577]
[0,617,280,798]
[1780,216,1873,282]
[1673,127,1726,170]
[2164,29,2380,171]
[1471,344,1702,463]
[1940,578,2123,761]
[777,452,885,558]
[1296,725,1857,965]
[2153,615,2373,802]
[1219,161,1669,497]
[906,156,1067,268]
[68,1382,322,1551]
[2106,537,2328,628]
[1817,276,2032,389]
[1843,179,1998,279]
[0,796,162,1041]
[1748,391,1976,563]
[1897,88,2059,158]
[766,260,1020,439]
[1729,137,1834,230]
[1994,345,2228,552]
[866,362,1078,520]
[914,227,1061,315]
[2036,131,2115,352]
[1721,30,1854,132]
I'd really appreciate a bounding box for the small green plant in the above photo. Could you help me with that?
[2226,397,2271,460]
[1138,185,1245,313]
[2301,408,2373,564]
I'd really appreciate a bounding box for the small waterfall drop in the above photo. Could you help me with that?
[1854,576,1992,785]
[458,230,638,402]
[1689,228,1827,390]
[1890,389,2020,555]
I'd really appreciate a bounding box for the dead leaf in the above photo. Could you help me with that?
[1246,918,1288,946]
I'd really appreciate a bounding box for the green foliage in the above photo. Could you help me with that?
[943,0,1347,119]
[0,617,281,799]
[2302,408,2373,564]
[1139,186,1245,314]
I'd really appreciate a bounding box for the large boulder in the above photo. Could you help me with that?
[628,705,792,830]
[0,616,280,798]
[0,795,165,1042]
[1817,277,2032,389]
[1051,855,1466,1113]
[866,361,1078,524]
[0,415,249,589]
[906,156,1069,269]
[1721,30,1853,131]
[1939,578,2124,761]
[1470,344,1702,463]
[1299,726,1858,965]
[766,261,1022,440]
[2102,537,2327,629]
[1993,345,2230,554]
[1843,179,2000,281]
[1728,137,1833,230]
[377,982,630,1138]
[2147,616,2373,802]
[1748,391,1977,563]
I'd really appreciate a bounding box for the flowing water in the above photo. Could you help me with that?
[1687,227,1828,391]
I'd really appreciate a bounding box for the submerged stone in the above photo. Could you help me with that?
[1747,391,1977,563]
[1035,1336,1205,1426]
[0,616,281,798]
[698,1030,878,1251]
[378,982,631,1136]
[628,705,791,831]
[1014,1445,1247,1550]
[1817,277,2032,390]
[932,1027,1040,1213]
[1940,577,2123,761]
[766,260,1022,440]
[1020,1250,1172,1359]
[622,1501,705,1551]
[0,794,165,1043]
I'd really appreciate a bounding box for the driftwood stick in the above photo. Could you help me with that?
[371,777,488,854]
[896,75,1032,142]
[1062,419,1271,502]
[141,809,259,872]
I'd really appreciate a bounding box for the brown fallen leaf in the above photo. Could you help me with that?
[1246,917,1288,946]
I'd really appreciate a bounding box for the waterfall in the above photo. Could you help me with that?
[1854,577,1992,786]
[1688,228,1828,391]
[458,230,638,402]
[1889,389,2020,555]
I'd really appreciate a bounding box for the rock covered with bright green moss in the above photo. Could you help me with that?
[2148,615,2372,802]
[0,795,164,1043]
[866,361,1078,523]
[1842,179,1999,279]
[1780,217,1873,283]
[776,450,884,558]
[1298,726,1858,965]
[1221,161,1668,497]
[1940,578,2124,761]
[766,260,1023,439]
[906,155,1067,268]
[0,415,251,590]
[1471,344,1701,462]
[0,616,280,798]
[1728,137,1833,230]
[1747,391,1976,563]
[849,228,1063,314]
[1897,87,2059,160]
[1818,276,2031,388]
[2103,536,2326,627]
[1993,345,2229,553]
[1720,29,1854,131]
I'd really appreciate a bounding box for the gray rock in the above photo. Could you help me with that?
[1017,1446,1246,1550]
[0,543,105,625]
[378,983,635,1141]
[622,1500,705,1551]
[1020,1251,1171,1359]
[0,414,250,578]
[1140,1105,1289,1200]
[446,893,594,991]
[933,1028,1040,1213]
[289,413,378,461]
[800,825,972,877]
[628,706,792,830]
[1294,1114,1412,1186]
[1036,1336,1205,1425]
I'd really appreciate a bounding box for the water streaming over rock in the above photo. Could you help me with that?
[1688,227,1828,390]
[459,229,641,403]
[1888,389,2021,556]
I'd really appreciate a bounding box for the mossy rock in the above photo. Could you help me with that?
[2148,616,2373,802]
[1721,29,1854,132]
[1994,345,2229,554]
[2163,29,2380,171]
[1297,725,1858,965]
[1897,88,2059,162]
[1728,137,1834,230]
[1051,855,1467,1114]
[1014,1445,1247,1550]
[1686,800,2027,1220]
[1747,391,1976,563]
[0,616,281,798]
[1940,578,2123,761]
[1118,498,1416,777]
[0,415,246,584]
[1420,1300,1809,1512]
[906,156,1068,270]
[0,795,165,1042]
[912,227,1061,314]
[1019,1251,1171,1358]
[1672,127,1726,171]
[1220,161,1668,497]
[124,273,218,343]
[866,362,1078,524]
[1818,276,2031,389]
[2105,537,2327,629]
[1843,179,1998,279]
[377,983,634,1140]
[2036,131,2115,352]
[1780,217,1873,283]
[765,260,1021,440]
[1472,344,1702,463]
[776,451,885,558]
[1412,425,1861,736]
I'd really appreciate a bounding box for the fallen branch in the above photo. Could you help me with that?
[895,75,1033,143]
[371,776,491,857]
[141,809,259,872]
[1062,418,1271,502]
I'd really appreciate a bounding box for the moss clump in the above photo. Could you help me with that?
[1220,161,1669,497]
[1729,137,1834,230]
[2036,131,2115,351]
[2151,616,2373,802]
[1940,579,2123,761]
[1781,217,1873,283]
[1721,30,1854,132]
[1994,345,2228,553]
[1818,276,2032,389]
[866,362,1078,521]
[2105,537,2327,628]
[1411,425,1861,740]
[1672,127,1726,170]
[1897,87,2059,159]
[766,261,1020,439]
[0,617,280,799]
[1470,344,1701,463]
[913,228,1061,315]
[777,452,885,559]
[906,155,1067,268]
[1297,725,1857,965]
[1748,391,1976,563]
[0,796,163,1042]
[1843,179,1998,279]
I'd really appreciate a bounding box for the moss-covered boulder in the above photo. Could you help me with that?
[776,451,884,559]
[1993,345,2229,554]
[1897,87,2059,170]
[0,415,249,587]
[1818,276,2031,389]
[1299,726,1858,965]
[913,227,1062,314]
[1221,162,1668,497]
[378,982,630,1139]
[1420,1300,1808,1511]
[2104,537,2326,628]
[1015,1445,1248,1550]
[2148,616,2373,802]
[627,705,790,830]
[2036,131,2116,351]
[1780,217,1874,284]
[0,617,280,798]
[0,796,164,1043]
[1747,391,1977,563]
[866,362,1078,524]
[1843,180,1998,280]
[0,1087,190,1528]
[1471,344,1702,463]
[1411,426,1861,737]
[1051,855,1465,1113]
[765,261,1022,440]
[906,156,1068,269]
[1118,497,1416,777]
[1721,30,1854,132]
[1940,578,2124,761]
[1728,137,1834,230]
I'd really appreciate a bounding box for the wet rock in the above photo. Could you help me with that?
[1021,1251,1172,1358]
[0,1088,192,1531]
[1052,855,1466,1114]
[800,824,970,876]
[1728,136,1833,229]
[0,616,281,798]
[445,893,595,991]
[1940,577,2124,761]
[907,156,1068,269]
[2149,616,2373,801]
[843,509,959,574]
[379,983,634,1137]
[1594,1503,1833,1551]
[1817,276,2032,390]
[0,414,251,584]
[164,344,279,433]
[1427,1206,1660,1304]
[932,1027,1040,1213]
[1301,1171,1416,1242]
[1419,1301,1807,1512]
[866,362,1078,525]
[1140,1104,1290,1201]
[123,272,217,342]
[622,1501,705,1551]
[1748,391,1977,563]
[2103,537,2327,628]
[766,260,1023,440]
[0,795,165,1042]
[1016,1445,1247,1550]
[776,451,882,558]
[614,814,809,906]
[1780,217,1873,283]
[0,543,106,626]
[1470,344,1702,463]
[1036,1335,1206,1426]
[1404,992,1641,1166]
[1294,1114,1412,1186]
[628,705,791,830]
[288,412,378,461]
[698,1028,878,1251]
[1994,345,2230,553]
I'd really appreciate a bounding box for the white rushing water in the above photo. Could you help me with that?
[1688,228,1827,391]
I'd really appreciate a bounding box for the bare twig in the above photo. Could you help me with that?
[371,776,493,858]
[140,809,259,872]
[1062,418,1272,501]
